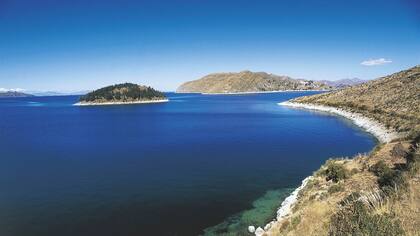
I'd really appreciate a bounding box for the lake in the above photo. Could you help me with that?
[0,92,376,236]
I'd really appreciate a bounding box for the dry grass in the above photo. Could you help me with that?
[176,71,331,93]
[391,174,420,235]
[265,140,419,236]
[264,67,419,236]
[293,65,420,134]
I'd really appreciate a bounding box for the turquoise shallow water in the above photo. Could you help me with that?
[0,92,376,236]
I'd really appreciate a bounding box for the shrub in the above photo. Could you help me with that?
[309,194,317,201]
[328,184,344,194]
[390,143,406,158]
[290,215,301,229]
[369,160,408,195]
[369,160,391,177]
[329,200,404,236]
[350,168,359,175]
[325,162,348,183]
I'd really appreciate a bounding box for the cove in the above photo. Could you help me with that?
[0,92,375,236]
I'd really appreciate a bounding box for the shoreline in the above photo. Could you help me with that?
[250,177,313,235]
[73,99,169,106]
[279,101,400,143]
[176,90,330,95]
[250,100,401,235]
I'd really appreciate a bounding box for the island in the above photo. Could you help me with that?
[250,65,419,236]
[0,91,34,97]
[75,83,168,106]
[176,71,333,94]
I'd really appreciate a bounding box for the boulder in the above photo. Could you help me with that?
[248,225,256,233]
[255,227,265,236]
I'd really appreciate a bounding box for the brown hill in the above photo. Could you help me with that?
[176,71,331,93]
[293,65,420,136]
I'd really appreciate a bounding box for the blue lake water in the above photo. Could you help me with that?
[0,92,376,236]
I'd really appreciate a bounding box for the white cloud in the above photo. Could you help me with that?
[0,88,25,92]
[361,58,392,66]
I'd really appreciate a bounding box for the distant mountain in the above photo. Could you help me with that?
[29,90,89,96]
[319,78,367,88]
[176,71,332,94]
[0,91,34,97]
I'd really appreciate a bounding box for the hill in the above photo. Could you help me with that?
[77,83,167,105]
[293,66,419,136]
[319,78,367,88]
[259,66,420,236]
[176,71,332,94]
[0,91,34,97]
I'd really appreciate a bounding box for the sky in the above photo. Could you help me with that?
[0,0,419,92]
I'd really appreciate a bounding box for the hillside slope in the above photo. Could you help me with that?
[293,66,420,135]
[176,71,331,93]
[262,66,420,236]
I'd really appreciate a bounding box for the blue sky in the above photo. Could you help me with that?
[0,0,419,92]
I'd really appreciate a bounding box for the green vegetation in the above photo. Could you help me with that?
[328,137,420,236]
[329,199,404,236]
[323,161,348,183]
[328,184,344,194]
[290,215,301,229]
[80,83,165,103]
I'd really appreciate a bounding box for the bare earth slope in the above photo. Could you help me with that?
[176,71,331,93]
[260,66,420,236]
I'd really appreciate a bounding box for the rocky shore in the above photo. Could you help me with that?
[249,177,313,236]
[279,101,400,143]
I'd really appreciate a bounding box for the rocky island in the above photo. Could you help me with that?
[251,66,420,236]
[75,83,168,106]
[176,71,332,94]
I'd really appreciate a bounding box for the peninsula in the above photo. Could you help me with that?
[176,71,332,94]
[252,66,420,236]
[75,83,168,106]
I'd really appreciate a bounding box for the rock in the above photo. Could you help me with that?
[255,227,265,236]
[248,225,256,233]
[264,222,272,231]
